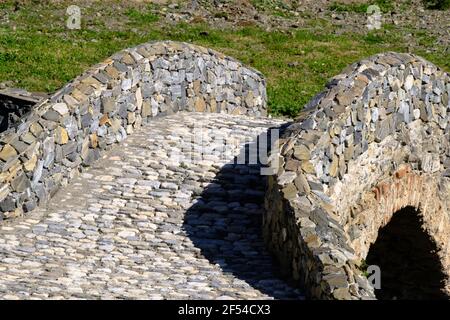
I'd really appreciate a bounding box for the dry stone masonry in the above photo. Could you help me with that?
[0,112,303,299]
[0,41,266,221]
[1,40,448,300]
[0,42,304,299]
[264,52,450,299]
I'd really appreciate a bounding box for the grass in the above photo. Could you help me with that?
[0,0,448,117]
[125,8,159,24]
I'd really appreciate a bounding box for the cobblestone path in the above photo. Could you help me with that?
[0,112,303,300]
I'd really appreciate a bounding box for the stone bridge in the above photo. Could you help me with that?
[0,41,448,300]
[264,52,450,299]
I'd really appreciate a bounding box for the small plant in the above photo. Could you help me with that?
[423,0,450,9]
[213,12,228,20]
[0,52,17,63]
[364,32,385,44]
[358,259,370,277]
[179,162,189,169]
[125,8,159,24]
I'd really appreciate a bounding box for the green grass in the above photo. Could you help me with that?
[0,0,448,117]
[125,8,159,24]
[358,259,370,277]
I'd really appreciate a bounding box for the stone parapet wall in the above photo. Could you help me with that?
[263,52,450,299]
[0,40,267,220]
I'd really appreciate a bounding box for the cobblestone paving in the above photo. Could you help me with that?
[0,112,303,300]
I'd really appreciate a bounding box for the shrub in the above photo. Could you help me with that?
[423,0,450,9]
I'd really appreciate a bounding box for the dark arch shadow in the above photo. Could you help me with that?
[366,206,449,300]
[182,124,303,299]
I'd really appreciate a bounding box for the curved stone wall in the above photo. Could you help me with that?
[0,40,267,220]
[263,52,450,299]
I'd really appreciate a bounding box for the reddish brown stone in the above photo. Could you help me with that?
[99,114,110,126]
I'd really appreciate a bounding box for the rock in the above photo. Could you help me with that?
[332,288,352,300]
[282,183,298,200]
[194,97,206,112]
[329,155,339,177]
[0,144,18,161]
[101,97,117,113]
[81,113,93,128]
[43,137,55,168]
[29,122,43,137]
[23,199,37,212]
[308,180,323,191]
[135,88,143,109]
[52,103,69,115]
[277,171,297,185]
[285,159,301,171]
[293,145,310,160]
[325,274,348,289]
[404,75,414,91]
[81,137,90,161]
[301,161,315,174]
[0,196,15,211]
[82,149,100,166]
[54,127,69,145]
[128,112,136,124]
[110,118,122,133]
[99,114,110,126]
[20,132,36,145]
[24,154,38,172]
[11,173,30,192]
[121,78,132,91]
[336,91,353,106]
[62,141,77,156]
[300,118,315,130]
[294,174,311,194]
[142,101,151,118]
[42,109,61,122]
[90,134,98,148]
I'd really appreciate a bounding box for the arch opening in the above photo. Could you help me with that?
[366,206,448,300]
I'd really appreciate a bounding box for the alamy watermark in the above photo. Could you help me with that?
[367,264,381,290]
[66,5,81,30]
[168,124,279,176]
[367,5,382,30]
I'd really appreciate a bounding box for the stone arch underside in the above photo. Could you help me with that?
[264,52,450,299]
[366,205,448,300]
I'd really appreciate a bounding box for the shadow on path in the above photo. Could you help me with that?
[182,126,303,299]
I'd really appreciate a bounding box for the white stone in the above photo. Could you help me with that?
[277,171,297,185]
[371,107,379,122]
[52,103,69,115]
[118,230,136,238]
[121,78,132,91]
[404,75,414,91]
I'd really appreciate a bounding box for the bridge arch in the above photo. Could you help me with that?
[264,52,450,299]
[0,41,267,219]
